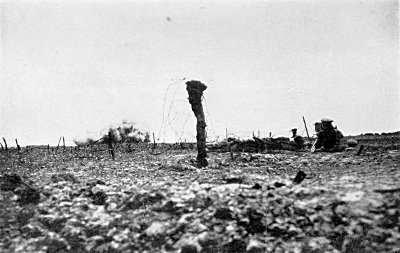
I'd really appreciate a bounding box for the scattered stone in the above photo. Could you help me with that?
[214,207,234,220]
[301,237,334,253]
[91,184,110,195]
[87,180,106,187]
[219,158,231,166]
[180,244,199,253]
[91,191,107,205]
[224,177,243,184]
[246,238,267,253]
[246,208,267,234]
[145,221,168,237]
[177,213,196,226]
[274,182,286,188]
[340,191,365,202]
[293,171,307,184]
[157,200,180,213]
[374,188,400,194]
[347,139,358,147]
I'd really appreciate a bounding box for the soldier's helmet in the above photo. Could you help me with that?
[314,122,322,133]
[321,118,333,123]
[321,118,333,129]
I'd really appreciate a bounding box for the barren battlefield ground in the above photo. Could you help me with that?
[1,135,400,253]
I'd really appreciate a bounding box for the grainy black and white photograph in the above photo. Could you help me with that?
[1,0,399,252]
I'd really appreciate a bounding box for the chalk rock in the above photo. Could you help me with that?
[346,139,358,147]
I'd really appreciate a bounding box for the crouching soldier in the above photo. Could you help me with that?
[290,128,305,149]
[311,118,344,152]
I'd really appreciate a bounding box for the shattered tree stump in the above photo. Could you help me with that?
[186,80,208,167]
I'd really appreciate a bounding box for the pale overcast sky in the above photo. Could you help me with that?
[1,0,399,145]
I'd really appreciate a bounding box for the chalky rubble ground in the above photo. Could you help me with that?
[1,146,399,253]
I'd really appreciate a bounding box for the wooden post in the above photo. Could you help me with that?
[269,132,272,138]
[302,116,311,142]
[356,145,364,156]
[2,138,8,151]
[56,136,62,152]
[258,130,260,138]
[186,80,208,167]
[229,144,234,160]
[226,128,228,140]
[108,130,115,160]
[152,132,156,150]
[62,136,65,151]
[15,139,21,152]
[0,142,4,151]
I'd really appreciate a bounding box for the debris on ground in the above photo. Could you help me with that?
[0,135,399,252]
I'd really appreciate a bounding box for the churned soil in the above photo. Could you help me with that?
[0,142,399,253]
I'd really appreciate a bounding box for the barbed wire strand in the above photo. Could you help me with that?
[177,113,192,143]
[201,95,219,142]
[163,79,190,142]
[158,78,186,141]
